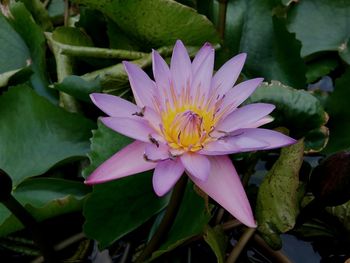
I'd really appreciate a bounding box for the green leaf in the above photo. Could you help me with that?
[70,0,220,48]
[0,68,24,88]
[326,200,350,233]
[0,85,94,186]
[52,27,93,47]
[223,0,306,88]
[256,139,304,249]
[0,178,90,237]
[324,70,350,153]
[203,226,228,263]
[54,75,101,102]
[83,122,168,248]
[19,0,53,31]
[0,13,30,74]
[287,0,350,63]
[306,57,339,83]
[150,183,211,260]
[8,2,57,103]
[246,81,327,139]
[47,0,65,22]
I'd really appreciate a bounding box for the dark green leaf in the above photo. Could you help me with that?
[52,27,93,47]
[306,57,339,83]
[246,81,327,139]
[8,2,57,103]
[54,75,101,102]
[83,122,168,249]
[256,139,304,249]
[150,183,211,260]
[223,0,306,88]
[70,0,220,49]
[0,178,89,237]
[324,70,350,153]
[203,226,227,263]
[0,13,30,74]
[19,0,53,31]
[287,0,350,63]
[326,200,350,233]
[0,85,94,186]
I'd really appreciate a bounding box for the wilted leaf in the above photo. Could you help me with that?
[256,139,304,249]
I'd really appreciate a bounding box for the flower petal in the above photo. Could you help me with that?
[192,42,213,74]
[189,155,256,227]
[201,128,296,155]
[85,141,156,184]
[211,53,246,97]
[90,93,140,118]
[143,106,162,132]
[171,40,192,93]
[215,103,275,133]
[191,46,214,98]
[181,153,210,181]
[123,61,156,108]
[218,78,264,117]
[144,142,170,161]
[153,158,185,196]
[101,117,155,143]
[152,49,171,89]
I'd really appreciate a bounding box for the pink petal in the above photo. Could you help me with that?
[180,153,210,181]
[123,61,156,108]
[144,142,170,161]
[85,141,156,184]
[143,106,162,132]
[211,53,247,97]
[171,40,192,93]
[201,128,296,155]
[101,117,155,143]
[201,136,269,155]
[189,155,256,227]
[152,158,185,196]
[218,78,264,117]
[192,42,213,74]
[191,46,215,98]
[152,49,171,89]
[90,93,140,118]
[215,103,275,133]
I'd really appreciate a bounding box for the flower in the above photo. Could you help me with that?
[86,40,296,228]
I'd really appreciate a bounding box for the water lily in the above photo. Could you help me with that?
[86,40,296,227]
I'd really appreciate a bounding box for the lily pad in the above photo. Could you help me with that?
[0,178,90,237]
[256,139,304,249]
[287,0,350,64]
[324,70,350,153]
[0,85,94,186]
[246,81,327,140]
[70,0,220,49]
[223,0,306,88]
[0,12,30,74]
[8,2,57,103]
[83,122,169,249]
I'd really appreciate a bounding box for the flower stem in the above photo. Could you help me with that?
[226,227,255,263]
[136,175,188,263]
[218,0,228,39]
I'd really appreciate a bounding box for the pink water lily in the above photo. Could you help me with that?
[86,40,296,228]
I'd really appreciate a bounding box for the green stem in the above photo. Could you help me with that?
[218,0,228,39]
[45,32,80,113]
[226,228,255,263]
[61,45,148,59]
[136,175,188,263]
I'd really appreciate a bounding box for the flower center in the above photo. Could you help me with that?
[161,108,215,152]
